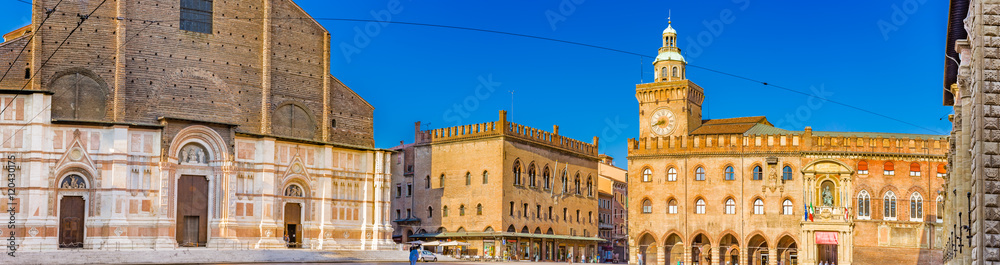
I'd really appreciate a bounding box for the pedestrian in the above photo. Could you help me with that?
[567,251,573,264]
[637,253,643,265]
[409,246,419,265]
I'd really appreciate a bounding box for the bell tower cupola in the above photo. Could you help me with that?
[654,18,686,82]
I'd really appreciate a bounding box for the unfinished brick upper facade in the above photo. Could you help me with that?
[0,0,391,251]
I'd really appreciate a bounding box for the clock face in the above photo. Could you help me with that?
[649,108,676,136]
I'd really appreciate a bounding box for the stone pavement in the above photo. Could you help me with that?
[0,249,465,265]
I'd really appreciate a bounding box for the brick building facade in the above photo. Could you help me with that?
[390,111,603,262]
[598,155,628,262]
[628,22,946,265]
[0,0,393,250]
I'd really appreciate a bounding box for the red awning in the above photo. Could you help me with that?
[816,232,838,245]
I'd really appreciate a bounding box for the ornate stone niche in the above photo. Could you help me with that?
[179,143,209,165]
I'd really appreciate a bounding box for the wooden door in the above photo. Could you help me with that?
[818,244,838,264]
[58,196,85,248]
[284,203,301,248]
[177,175,208,246]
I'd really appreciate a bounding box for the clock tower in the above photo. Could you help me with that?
[637,20,705,138]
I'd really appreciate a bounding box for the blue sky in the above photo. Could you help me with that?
[1,0,952,168]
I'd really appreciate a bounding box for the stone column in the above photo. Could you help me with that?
[256,138,282,248]
[105,125,132,246]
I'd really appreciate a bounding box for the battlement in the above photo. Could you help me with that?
[628,126,947,157]
[415,110,598,158]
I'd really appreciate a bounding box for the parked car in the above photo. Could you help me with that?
[419,250,438,262]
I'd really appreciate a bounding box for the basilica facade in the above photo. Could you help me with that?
[627,22,947,265]
[0,0,393,251]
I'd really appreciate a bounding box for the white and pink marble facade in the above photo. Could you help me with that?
[3,92,394,251]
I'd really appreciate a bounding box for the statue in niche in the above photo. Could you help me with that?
[60,175,87,189]
[180,144,208,164]
[285,185,304,197]
[822,185,834,206]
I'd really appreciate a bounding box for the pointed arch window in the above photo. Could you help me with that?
[439,174,445,188]
[695,167,705,181]
[459,204,466,216]
[482,171,489,184]
[752,166,763,180]
[782,200,793,215]
[883,191,897,220]
[667,167,677,182]
[642,168,652,182]
[443,206,449,217]
[641,199,652,214]
[857,160,869,175]
[753,199,764,215]
[542,166,551,189]
[586,175,593,196]
[513,160,522,186]
[724,198,736,215]
[910,193,923,221]
[427,206,433,218]
[668,199,678,214]
[477,204,483,215]
[695,199,706,214]
[857,190,871,219]
[782,166,793,180]
[561,170,568,193]
[465,172,471,185]
[528,163,537,187]
[425,175,431,189]
[574,174,581,195]
[724,166,735,180]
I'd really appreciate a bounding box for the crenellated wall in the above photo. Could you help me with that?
[417,110,598,158]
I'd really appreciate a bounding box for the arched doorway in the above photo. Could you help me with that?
[663,233,683,265]
[777,235,798,265]
[747,235,769,265]
[58,174,88,248]
[691,234,711,265]
[719,233,739,265]
[283,184,305,248]
[638,233,657,265]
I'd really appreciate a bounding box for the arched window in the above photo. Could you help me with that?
[753,199,765,214]
[695,199,706,214]
[884,161,895,176]
[528,163,537,187]
[482,171,489,184]
[857,160,869,175]
[574,174,581,194]
[425,175,431,189]
[641,199,652,214]
[459,204,466,216]
[752,166,763,180]
[884,191,897,220]
[477,203,483,215]
[782,200,793,215]
[782,166,793,180]
[561,170,568,193]
[858,190,871,219]
[443,206,449,217]
[273,104,317,139]
[509,201,515,216]
[513,160,522,186]
[660,67,667,78]
[937,164,947,178]
[586,175,593,196]
[910,193,923,221]
[428,206,434,218]
[465,172,471,185]
[672,66,679,77]
[543,166,551,189]
[642,168,652,182]
[724,198,736,214]
[724,166,735,180]
[936,195,944,223]
[909,162,921,177]
[51,72,107,121]
[695,167,705,181]
[668,199,678,214]
[667,167,677,181]
[439,174,445,188]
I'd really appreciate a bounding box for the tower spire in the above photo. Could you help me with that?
[653,16,686,82]
[668,9,671,24]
